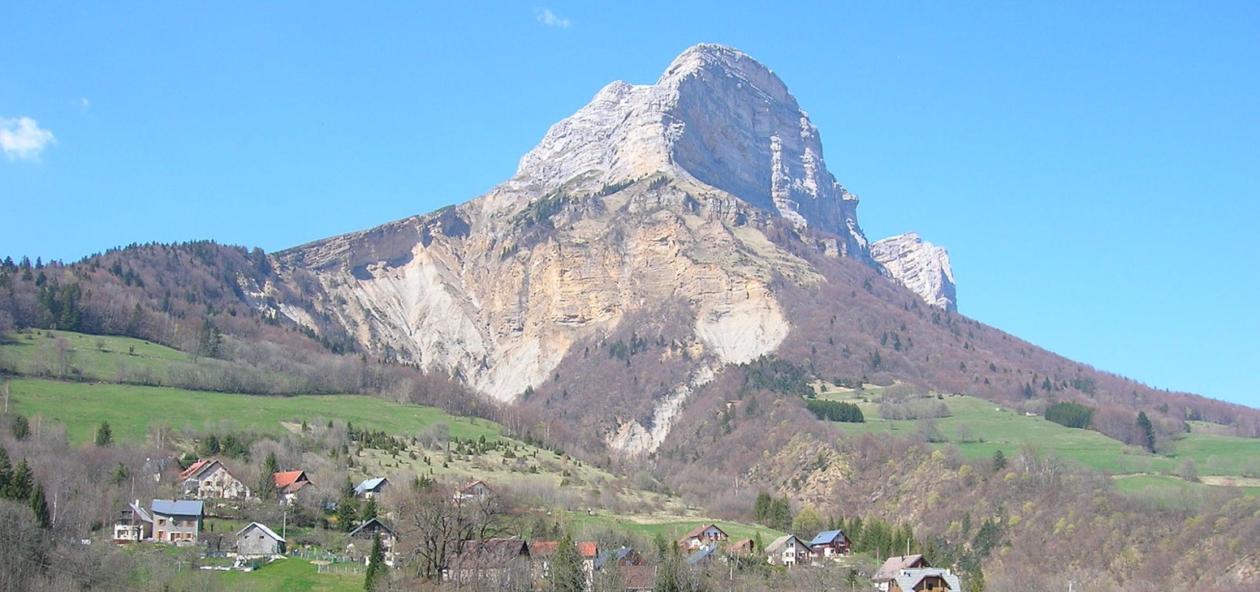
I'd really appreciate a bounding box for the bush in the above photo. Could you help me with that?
[1045,401,1095,429]
[806,400,865,423]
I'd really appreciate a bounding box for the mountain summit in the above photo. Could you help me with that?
[511,43,873,263]
[276,44,955,450]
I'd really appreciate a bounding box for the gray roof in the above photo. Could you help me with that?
[151,499,204,517]
[892,568,961,592]
[354,477,388,495]
[348,517,395,538]
[129,501,153,523]
[765,535,809,555]
[236,521,285,543]
[685,544,717,565]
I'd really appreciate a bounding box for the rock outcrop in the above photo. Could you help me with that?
[871,232,956,311]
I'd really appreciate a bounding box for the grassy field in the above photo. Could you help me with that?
[568,510,785,544]
[0,330,190,380]
[814,384,1260,481]
[216,557,362,592]
[2,377,501,445]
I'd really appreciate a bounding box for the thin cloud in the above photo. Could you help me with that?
[534,7,571,28]
[0,117,56,161]
[80,98,90,112]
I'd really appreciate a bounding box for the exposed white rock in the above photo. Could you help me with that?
[871,232,957,311]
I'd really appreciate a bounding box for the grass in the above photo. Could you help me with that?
[2,377,501,445]
[216,557,363,592]
[1,330,189,381]
[813,384,1260,483]
[569,510,785,544]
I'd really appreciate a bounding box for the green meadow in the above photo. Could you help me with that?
[3,377,500,446]
[816,385,1260,481]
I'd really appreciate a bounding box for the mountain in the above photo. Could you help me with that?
[258,44,1253,456]
[4,44,1255,460]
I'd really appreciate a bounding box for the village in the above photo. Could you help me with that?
[108,455,963,592]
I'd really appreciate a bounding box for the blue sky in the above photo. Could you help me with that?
[2,2,1257,407]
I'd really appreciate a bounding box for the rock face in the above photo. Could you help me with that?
[871,232,957,311]
[274,44,953,453]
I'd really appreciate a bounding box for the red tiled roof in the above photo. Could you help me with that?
[577,541,598,558]
[623,565,655,590]
[529,541,559,558]
[179,459,211,481]
[460,480,492,492]
[678,523,725,543]
[274,471,306,488]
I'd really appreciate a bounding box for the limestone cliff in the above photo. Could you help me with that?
[871,232,957,311]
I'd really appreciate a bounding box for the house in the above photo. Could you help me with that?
[678,524,727,550]
[235,522,285,557]
[456,480,494,502]
[444,538,531,588]
[728,539,757,556]
[621,565,656,592]
[179,459,249,500]
[151,499,203,545]
[884,568,961,592]
[112,500,153,543]
[685,544,719,565]
[594,546,645,570]
[806,529,850,558]
[874,555,932,591]
[273,470,312,504]
[353,477,388,499]
[529,540,599,584]
[348,517,398,567]
[765,535,811,566]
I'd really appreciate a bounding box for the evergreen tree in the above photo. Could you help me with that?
[336,497,359,532]
[0,446,11,494]
[94,421,113,447]
[1137,411,1156,453]
[991,449,1007,472]
[10,414,29,441]
[364,533,386,591]
[30,482,51,528]
[549,532,586,592]
[8,458,33,501]
[654,538,683,592]
[362,497,379,521]
[257,452,279,500]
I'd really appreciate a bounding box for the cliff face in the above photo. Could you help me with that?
[871,232,957,311]
[273,44,953,453]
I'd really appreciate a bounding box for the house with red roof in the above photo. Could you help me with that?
[678,524,728,550]
[179,459,249,500]
[273,470,312,504]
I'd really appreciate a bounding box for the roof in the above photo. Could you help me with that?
[459,480,493,493]
[623,565,655,590]
[348,517,395,538]
[354,477,388,495]
[529,541,560,558]
[874,554,929,581]
[178,459,213,481]
[128,501,153,523]
[594,547,640,570]
[685,544,718,565]
[450,539,529,569]
[236,521,285,543]
[679,523,725,542]
[151,499,204,517]
[530,540,598,559]
[807,529,846,546]
[281,480,310,494]
[892,568,960,592]
[728,539,756,554]
[765,535,809,555]
[273,471,307,488]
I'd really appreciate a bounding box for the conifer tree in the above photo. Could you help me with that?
[8,458,33,501]
[94,421,113,447]
[364,533,386,591]
[257,452,279,500]
[1137,411,1156,453]
[30,482,51,528]
[550,532,586,592]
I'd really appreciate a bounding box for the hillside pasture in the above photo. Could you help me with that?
[3,377,500,445]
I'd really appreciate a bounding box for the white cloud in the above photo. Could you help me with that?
[1,117,56,161]
[80,98,90,112]
[534,7,571,28]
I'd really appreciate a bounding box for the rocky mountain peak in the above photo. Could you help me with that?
[511,43,873,262]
